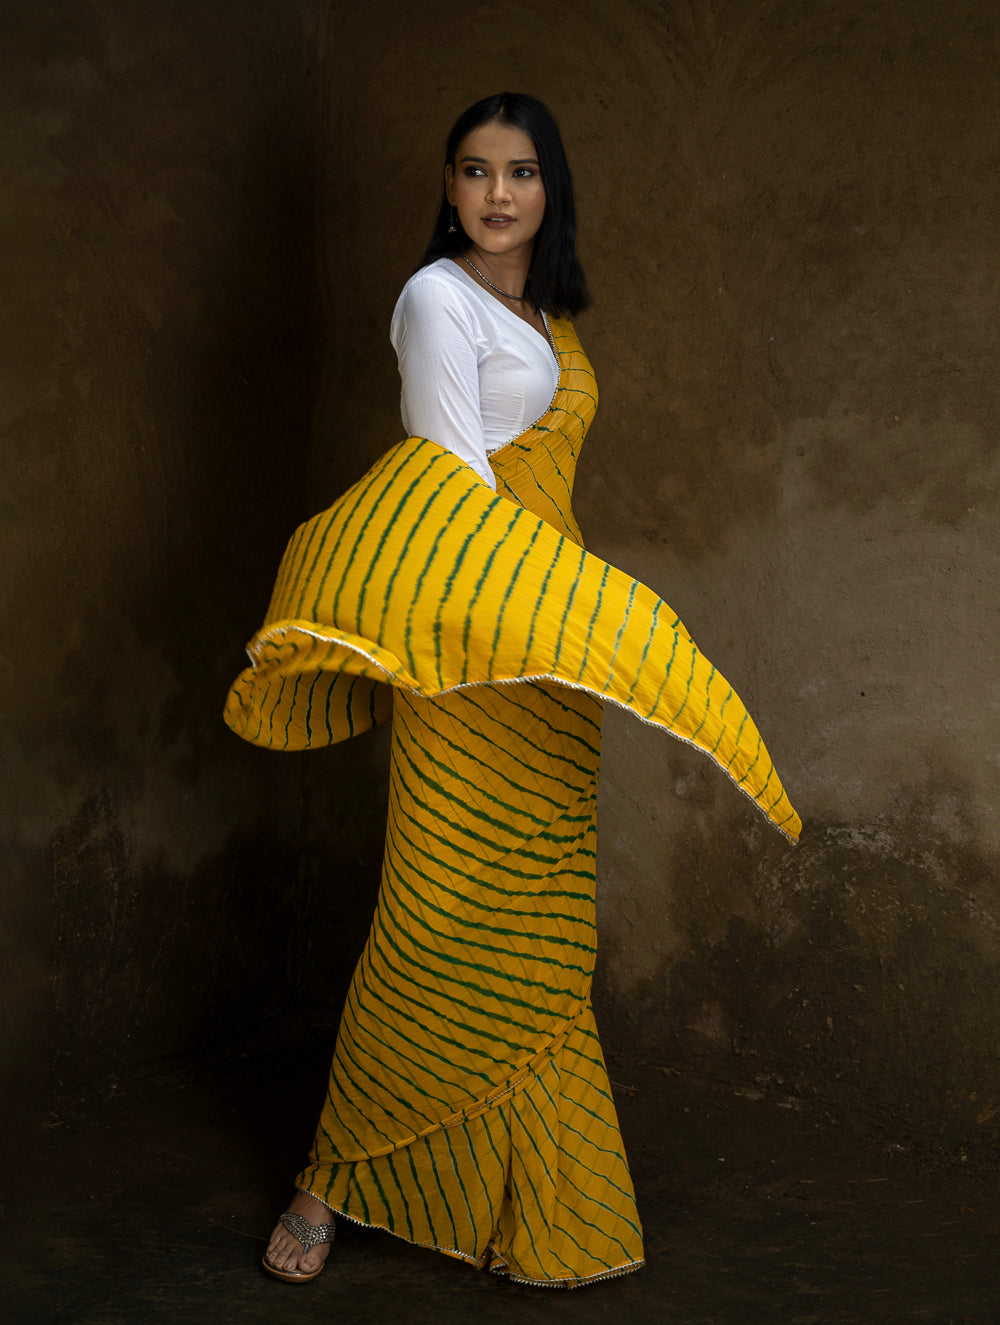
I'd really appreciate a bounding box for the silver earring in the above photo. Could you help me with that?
[448,207,457,234]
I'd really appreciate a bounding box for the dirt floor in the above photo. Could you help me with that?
[5,1028,1000,1325]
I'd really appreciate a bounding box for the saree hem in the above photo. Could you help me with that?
[492,1257,646,1289]
[294,1189,646,1290]
[299,1197,489,1268]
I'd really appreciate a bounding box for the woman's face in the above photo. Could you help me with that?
[445,119,546,262]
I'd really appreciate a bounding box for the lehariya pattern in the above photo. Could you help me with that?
[225,319,800,1286]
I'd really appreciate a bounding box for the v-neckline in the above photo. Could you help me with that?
[447,259,558,366]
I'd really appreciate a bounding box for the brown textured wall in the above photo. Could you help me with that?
[576,0,1000,1143]
[3,0,999,1173]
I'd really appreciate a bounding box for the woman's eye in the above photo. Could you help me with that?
[463,166,486,177]
[513,167,536,178]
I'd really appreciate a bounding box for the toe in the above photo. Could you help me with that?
[266,1231,297,1272]
[299,1249,320,1273]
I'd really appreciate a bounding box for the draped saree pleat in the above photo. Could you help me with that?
[225,318,800,1287]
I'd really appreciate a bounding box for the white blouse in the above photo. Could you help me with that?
[390,258,559,490]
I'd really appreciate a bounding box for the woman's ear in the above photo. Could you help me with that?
[444,164,455,205]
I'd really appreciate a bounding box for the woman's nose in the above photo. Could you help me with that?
[486,172,512,203]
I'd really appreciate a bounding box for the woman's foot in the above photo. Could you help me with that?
[263,1190,335,1279]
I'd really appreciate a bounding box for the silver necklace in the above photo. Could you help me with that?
[462,256,524,302]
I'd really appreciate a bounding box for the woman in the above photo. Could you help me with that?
[226,93,799,1289]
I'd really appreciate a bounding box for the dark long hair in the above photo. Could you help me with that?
[418,93,591,318]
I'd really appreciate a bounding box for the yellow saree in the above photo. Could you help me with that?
[225,319,799,1286]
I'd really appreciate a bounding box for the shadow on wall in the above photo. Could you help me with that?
[0,0,376,1167]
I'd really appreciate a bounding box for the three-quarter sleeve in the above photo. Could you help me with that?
[390,274,496,490]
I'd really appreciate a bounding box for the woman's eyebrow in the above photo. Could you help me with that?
[458,155,540,165]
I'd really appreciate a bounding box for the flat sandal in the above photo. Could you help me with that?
[262,1209,336,1283]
